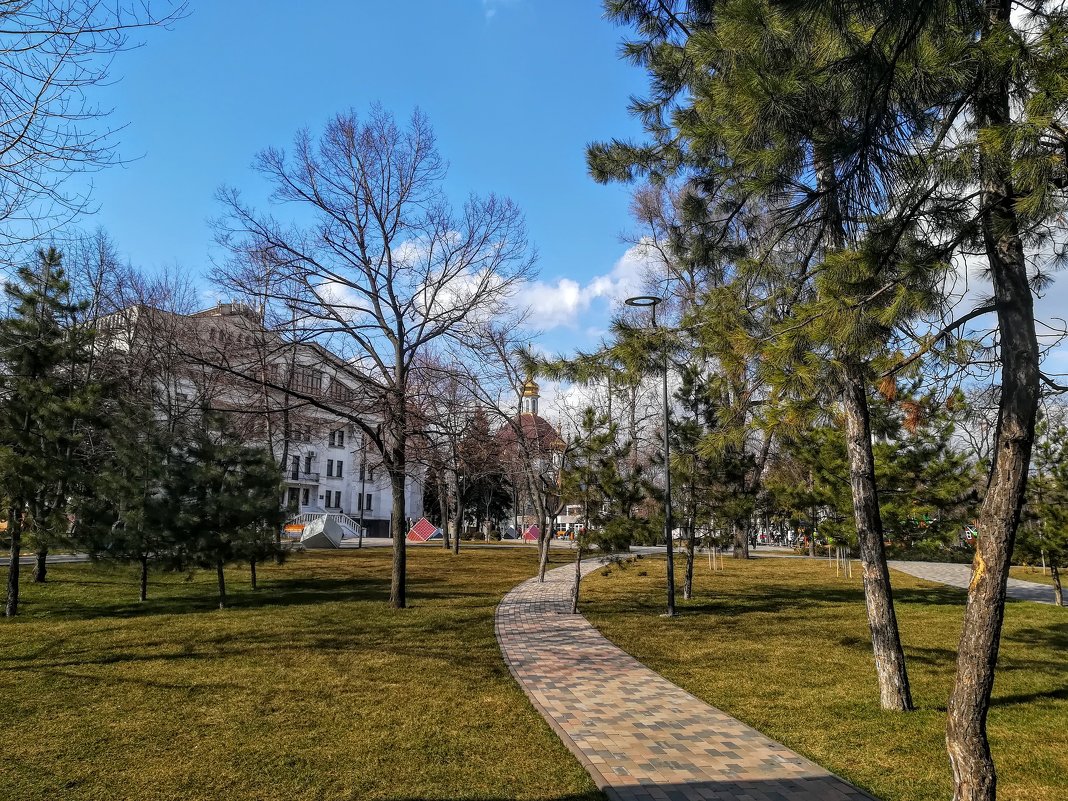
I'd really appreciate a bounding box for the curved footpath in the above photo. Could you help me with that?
[753,548,1060,605]
[496,559,876,801]
[887,560,1060,605]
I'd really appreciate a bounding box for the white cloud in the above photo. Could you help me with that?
[519,242,655,332]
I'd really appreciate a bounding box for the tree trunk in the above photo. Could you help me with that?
[571,540,583,614]
[808,472,817,557]
[537,507,551,582]
[33,548,47,583]
[731,520,749,559]
[5,512,21,617]
[1051,563,1062,606]
[453,501,463,555]
[139,554,149,602]
[946,5,1042,796]
[250,558,258,590]
[216,559,227,610]
[842,361,914,712]
[439,473,451,550]
[277,380,292,565]
[683,521,696,600]
[390,461,407,609]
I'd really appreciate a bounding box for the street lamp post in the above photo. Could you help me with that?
[625,295,675,617]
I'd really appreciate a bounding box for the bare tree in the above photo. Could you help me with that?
[213,106,534,608]
[0,1,186,251]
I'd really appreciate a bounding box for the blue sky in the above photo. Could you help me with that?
[70,0,651,355]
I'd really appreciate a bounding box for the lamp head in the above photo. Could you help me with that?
[624,295,662,308]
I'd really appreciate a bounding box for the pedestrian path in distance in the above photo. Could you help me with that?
[888,560,1061,605]
[496,559,877,801]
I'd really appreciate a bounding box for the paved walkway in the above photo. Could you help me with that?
[888,560,1061,605]
[496,559,876,801]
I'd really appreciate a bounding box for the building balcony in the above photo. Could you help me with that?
[286,470,320,484]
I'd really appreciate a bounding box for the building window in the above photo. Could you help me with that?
[326,459,334,477]
[335,491,342,509]
[301,487,309,506]
[304,454,313,473]
[329,428,345,447]
[336,460,343,478]
[365,493,372,511]
[290,456,299,480]
[293,366,323,395]
[368,466,374,482]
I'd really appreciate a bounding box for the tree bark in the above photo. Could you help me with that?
[33,548,47,583]
[571,540,584,614]
[683,521,696,600]
[439,473,451,550]
[947,4,1042,797]
[808,471,817,557]
[389,461,407,609]
[5,512,21,617]
[731,520,749,559]
[842,361,914,712]
[216,559,227,610]
[452,500,463,555]
[1051,563,1062,607]
[139,554,149,602]
[250,558,258,590]
[537,506,551,582]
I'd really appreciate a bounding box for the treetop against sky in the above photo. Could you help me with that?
[56,0,654,356]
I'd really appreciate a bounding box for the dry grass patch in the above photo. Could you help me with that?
[0,548,601,801]
[582,554,1067,801]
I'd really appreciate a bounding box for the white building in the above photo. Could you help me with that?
[102,302,423,538]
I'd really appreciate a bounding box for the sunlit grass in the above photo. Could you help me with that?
[0,548,601,801]
[1009,565,1060,588]
[582,554,1067,801]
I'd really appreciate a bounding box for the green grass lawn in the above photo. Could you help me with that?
[1009,565,1060,587]
[0,548,602,801]
[581,554,1067,801]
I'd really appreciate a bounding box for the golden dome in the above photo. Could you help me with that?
[521,377,540,397]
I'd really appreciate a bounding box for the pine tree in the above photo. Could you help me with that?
[75,402,178,602]
[593,0,956,711]
[1020,421,1068,606]
[559,407,631,613]
[167,410,283,610]
[0,248,99,616]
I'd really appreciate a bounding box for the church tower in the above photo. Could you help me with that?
[521,376,539,415]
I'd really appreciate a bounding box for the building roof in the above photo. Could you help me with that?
[496,412,564,453]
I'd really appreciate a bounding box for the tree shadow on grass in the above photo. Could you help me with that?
[381,776,875,801]
[384,795,605,801]
[1002,621,1068,650]
[17,566,515,622]
[990,684,1068,707]
[661,582,969,621]
[20,574,400,621]
[3,597,512,684]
